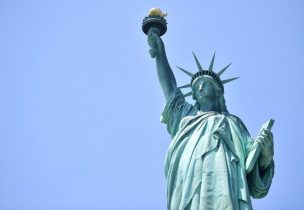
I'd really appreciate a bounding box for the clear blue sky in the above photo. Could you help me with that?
[0,0,303,209]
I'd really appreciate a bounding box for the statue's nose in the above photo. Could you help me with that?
[199,83,204,90]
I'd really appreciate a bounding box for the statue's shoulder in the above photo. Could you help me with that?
[178,111,198,129]
[225,113,243,122]
[225,113,250,134]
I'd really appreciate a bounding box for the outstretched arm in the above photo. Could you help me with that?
[147,28,177,101]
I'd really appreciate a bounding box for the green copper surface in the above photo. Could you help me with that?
[143,10,274,210]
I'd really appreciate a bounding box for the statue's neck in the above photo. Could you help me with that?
[199,100,220,112]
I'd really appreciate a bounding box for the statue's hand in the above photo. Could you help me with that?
[256,129,274,169]
[147,27,164,58]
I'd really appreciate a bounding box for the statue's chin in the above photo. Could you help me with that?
[197,95,217,103]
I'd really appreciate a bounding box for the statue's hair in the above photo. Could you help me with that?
[218,94,228,113]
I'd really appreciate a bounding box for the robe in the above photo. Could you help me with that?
[161,89,274,210]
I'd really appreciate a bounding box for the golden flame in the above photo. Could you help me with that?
[148,8,167,17]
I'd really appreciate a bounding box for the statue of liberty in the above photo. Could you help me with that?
[142,8,274,210]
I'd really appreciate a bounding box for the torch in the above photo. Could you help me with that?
[142,8,167,37]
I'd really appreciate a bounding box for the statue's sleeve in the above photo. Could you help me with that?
[160,88,195,137]
[230,115,275,198]
[247,160,275,198]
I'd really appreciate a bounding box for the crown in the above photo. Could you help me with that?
[178,52,239,97]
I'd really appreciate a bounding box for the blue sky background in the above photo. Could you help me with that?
[0,0,303,209]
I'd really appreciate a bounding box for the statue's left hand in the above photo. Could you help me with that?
[256,129,274,169]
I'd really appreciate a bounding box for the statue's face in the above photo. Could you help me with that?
[192,77,219,104]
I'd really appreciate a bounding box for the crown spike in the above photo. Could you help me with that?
[209,52,216,71]
[222,77,240,84]
[176,66,194,77]
[178,84,191,89]
[192,52,204,71]
[217,63,231,77]
[184,91,193,97]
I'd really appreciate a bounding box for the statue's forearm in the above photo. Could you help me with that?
[155,47,177,101]
[147,29,177,101]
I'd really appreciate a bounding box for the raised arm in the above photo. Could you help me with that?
[147,28,177,101]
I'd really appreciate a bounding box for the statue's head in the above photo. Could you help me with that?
[191,75,226,112]
[178,53,239,113]
[192,75,222,101]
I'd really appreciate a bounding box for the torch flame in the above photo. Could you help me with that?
[148,8,167,17]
